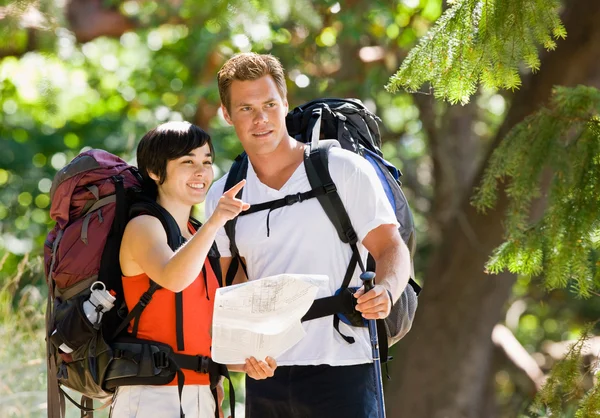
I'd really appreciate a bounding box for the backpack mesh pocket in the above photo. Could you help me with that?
[50,297,114,400]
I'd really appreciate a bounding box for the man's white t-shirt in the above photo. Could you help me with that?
[205,146,398,366]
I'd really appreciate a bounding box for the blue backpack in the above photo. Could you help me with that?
[224,98,420,362]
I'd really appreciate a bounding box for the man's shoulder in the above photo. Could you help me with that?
[326,146,374,177]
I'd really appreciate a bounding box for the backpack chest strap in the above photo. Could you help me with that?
[238,184,336,217]
[237,184,336,238]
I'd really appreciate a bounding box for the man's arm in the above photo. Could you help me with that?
[354,223,411,320]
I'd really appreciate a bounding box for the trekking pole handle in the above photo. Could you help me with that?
[359,270,386,418]
[360,271,376,291]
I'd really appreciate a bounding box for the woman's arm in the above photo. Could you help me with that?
[227,356,277,380]
[121,180,249,292]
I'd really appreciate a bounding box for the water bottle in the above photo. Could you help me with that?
[84,281,117,325]
[55,281,116,354]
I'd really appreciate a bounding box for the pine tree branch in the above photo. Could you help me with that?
[386,0,565,104]
[472,87,600,294]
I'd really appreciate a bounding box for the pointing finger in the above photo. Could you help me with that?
[223,179,246,197]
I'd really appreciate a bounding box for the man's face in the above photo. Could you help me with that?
[222,75,289,157]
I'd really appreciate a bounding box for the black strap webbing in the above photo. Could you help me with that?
[238,186,333,217]
[97,175,126,289]
[303,142,358,244]
[112,281,161,339]
[59,389,95,413]
[202,264,209,299]
[58,389,111,417]
[170,353,236,418]
[224,154,248,261]
[225,256,239,288]
[126,200,189,348]
[175,291,184,351]
[223,153,334,285]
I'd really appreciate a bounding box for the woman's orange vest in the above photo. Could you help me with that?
[122,226,219,386]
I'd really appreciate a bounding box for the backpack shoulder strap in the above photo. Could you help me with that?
[129,197,183,250]
[111,198,184,341]
[190,216,223,286]
[223,153,249,286]
[304,143,422,294]
[303,140,358,245]
[304,141,368,345]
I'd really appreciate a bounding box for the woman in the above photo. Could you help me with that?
[114,121,276,418]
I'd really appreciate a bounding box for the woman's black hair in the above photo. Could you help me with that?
[136,121,214,199]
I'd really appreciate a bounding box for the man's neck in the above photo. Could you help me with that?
[248,137,306,190]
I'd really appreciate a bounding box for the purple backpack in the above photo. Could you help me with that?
[44,149,142,416]
[44,149,236,418]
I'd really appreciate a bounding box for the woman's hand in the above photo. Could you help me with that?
[209,180,250,228]
[244,356,277,380]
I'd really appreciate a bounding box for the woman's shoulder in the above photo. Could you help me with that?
[122,215,167,246]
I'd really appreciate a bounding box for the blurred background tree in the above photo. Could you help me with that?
[1,0,600,417]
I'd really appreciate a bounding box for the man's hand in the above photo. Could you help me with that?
[354,284,392,320]
[244,356,277,380]
[209,180,250,228]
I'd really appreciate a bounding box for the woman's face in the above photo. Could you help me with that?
[155,143,214,206]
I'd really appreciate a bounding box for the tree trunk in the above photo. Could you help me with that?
[386,2,600,417]
[66,0,134,43]
[413,93,483,243]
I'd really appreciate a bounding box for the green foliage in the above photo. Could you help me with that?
[531,324,594,416]
[0,0,434,265]
[0,254,47,416]
[473,86,600,296]
[575,377,600,418]
[1,1,438,415]
[386,0,565,104]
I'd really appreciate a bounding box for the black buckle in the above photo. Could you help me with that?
[324,183,337,194]
[111,175,124,184]
[285,193,303,206]
[345,229,358,244]
[139,291,153,307]
[114,349,140,364]
[197,356,210,374]
[154,351,169,369]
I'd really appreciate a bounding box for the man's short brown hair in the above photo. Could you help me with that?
[217,53,287,111]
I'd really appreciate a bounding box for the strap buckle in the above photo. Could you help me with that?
[113,349,123,359]
[323,183,337,194]
[196,356,211,374]
[114,348,140,364]
[153,351,169,369]
[139,291,153,307]
[345,229,358,244]
[285,193,303,206]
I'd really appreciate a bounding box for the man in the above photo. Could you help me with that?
[205,53,411,418]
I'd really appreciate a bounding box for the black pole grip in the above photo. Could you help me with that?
[360,271,376,291]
